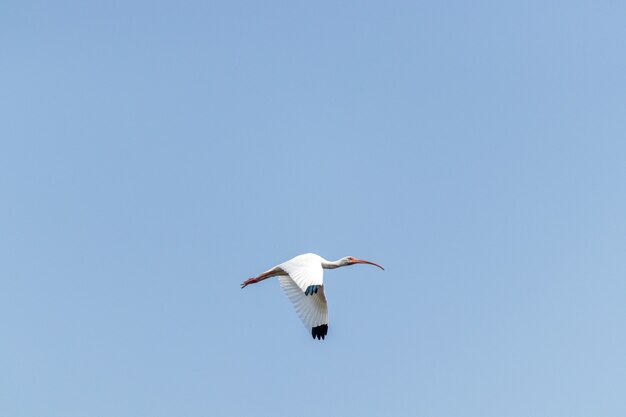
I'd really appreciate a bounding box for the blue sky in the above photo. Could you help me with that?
[2,1,626,416]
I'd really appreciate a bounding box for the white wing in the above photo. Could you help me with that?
[278,276,328,339]
[277,254,328,339]
[278,253,324,293]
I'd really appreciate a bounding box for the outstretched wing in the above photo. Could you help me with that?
[278,253,324,294]
[278,275,328,339]
[277,254,328,339]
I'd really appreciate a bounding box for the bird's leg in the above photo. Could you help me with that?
[240,267,284,289]
[240,277,260,289]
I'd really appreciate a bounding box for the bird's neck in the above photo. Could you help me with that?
[321,259,344,269]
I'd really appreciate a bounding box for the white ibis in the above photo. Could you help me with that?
[241,253,384,340]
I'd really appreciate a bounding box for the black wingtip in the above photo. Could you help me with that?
[305,285,321,296]
[311,324,328,340]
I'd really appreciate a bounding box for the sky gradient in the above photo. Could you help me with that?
[2,1,626,416]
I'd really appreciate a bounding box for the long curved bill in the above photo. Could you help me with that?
[351,258,385,270]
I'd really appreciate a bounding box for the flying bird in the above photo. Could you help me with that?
[241,253,384,340]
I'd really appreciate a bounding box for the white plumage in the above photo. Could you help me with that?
[241,253,384,340]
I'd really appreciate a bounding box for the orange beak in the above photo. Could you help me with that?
[350,258,385,270]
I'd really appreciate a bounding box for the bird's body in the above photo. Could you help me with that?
[241,253,384,340]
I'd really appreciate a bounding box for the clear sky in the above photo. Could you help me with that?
[2,1,625,416]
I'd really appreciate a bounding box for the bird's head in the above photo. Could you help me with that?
[342,256,385,270]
